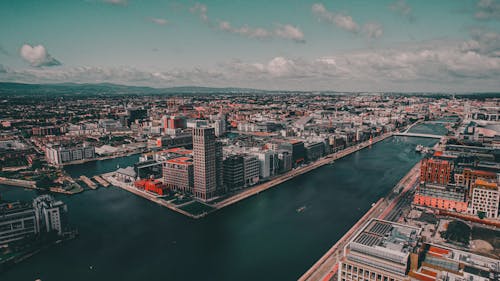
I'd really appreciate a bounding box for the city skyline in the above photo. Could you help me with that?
[1,0,500,92]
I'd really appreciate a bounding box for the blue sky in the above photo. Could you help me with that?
[0,0,499,92]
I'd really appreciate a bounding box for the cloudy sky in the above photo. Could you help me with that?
[0,0,499,92]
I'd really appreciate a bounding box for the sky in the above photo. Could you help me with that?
[0,0,499,92]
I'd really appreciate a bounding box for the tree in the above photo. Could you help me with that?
[440,220,471,245]
[478,211,486,220]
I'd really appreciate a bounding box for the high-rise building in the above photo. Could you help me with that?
[223,155,245,190]
[33,195,68,235]
[193,127,217,201]
[243,155,260,187]
[0,201,37,247]
[215,141,224,194]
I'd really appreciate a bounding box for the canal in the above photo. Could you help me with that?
[0,136,438,281]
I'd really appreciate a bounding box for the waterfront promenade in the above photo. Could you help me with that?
[100,133,393,218]
[102,172,200,218]
[214,132,393,210]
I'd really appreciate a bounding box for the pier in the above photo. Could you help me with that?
[92,176,109,187]
[79,175,97,190]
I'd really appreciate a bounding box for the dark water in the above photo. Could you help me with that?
[408,123,448,135]
[0,136,437,281]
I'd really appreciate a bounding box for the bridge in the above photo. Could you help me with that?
[393,132,443,139]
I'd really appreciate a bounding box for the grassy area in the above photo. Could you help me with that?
[171,196,192,205]
[180,201,215,216]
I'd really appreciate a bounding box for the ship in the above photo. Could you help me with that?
[415,144,431,154]
[415,144,424,152]
[296,206,307,213]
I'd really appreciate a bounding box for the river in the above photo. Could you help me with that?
[0,136,438,281]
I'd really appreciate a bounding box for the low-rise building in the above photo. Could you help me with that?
[338,219,421,281]
[163,157,194,194]
[413,183,468,213]
[0,201,37,247]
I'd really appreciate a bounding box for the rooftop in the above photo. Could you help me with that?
[348,219,421,264]
[166,156,193,165]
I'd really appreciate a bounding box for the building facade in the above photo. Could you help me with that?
[223,155,245,190]
[420,158,453,185]
[243,155,260,187]
[45,144,95,165]
[470,179,499,218]
[0,201,37,247]
[338,219,421,281]
[33,195,68,235]
[193,127,217,201]
[163,157,194,194]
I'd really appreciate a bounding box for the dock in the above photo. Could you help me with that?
[93,175,110,187]
[79,175,97,190]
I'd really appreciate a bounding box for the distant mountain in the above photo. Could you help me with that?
[0,82,268,96]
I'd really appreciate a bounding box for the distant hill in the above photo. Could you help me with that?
[0,82,268,96]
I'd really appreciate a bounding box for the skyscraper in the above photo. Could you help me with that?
[193,127,217,201]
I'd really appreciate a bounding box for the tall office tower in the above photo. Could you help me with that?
[215,141,224,194]
[193,127,217,201]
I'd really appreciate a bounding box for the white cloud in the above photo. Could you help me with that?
[312,3,359,33]
[274,24,305,42]
[19,44,61,67]
[191,3,305,43]
[3,33,500,92]
[475,0,500,20]
[389,0,415,22]
[103,0,127,6]
[189,3,208,22]
[312,3,383,39]
[150,18,168,25]
[363,23,383,39]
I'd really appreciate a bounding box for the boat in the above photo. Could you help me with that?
[415,144,431,154]
[296,206,307,213]
[415,144,424,152]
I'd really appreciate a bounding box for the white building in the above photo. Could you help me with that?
[470,180,499,219]
[45,144,95,165]
[253,150,279,179]
[33,195,67,235]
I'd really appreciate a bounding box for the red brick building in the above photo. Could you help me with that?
[420,158,453,185]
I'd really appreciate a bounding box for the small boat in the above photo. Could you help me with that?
[296,206,307,213]
[415,144,424,152]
